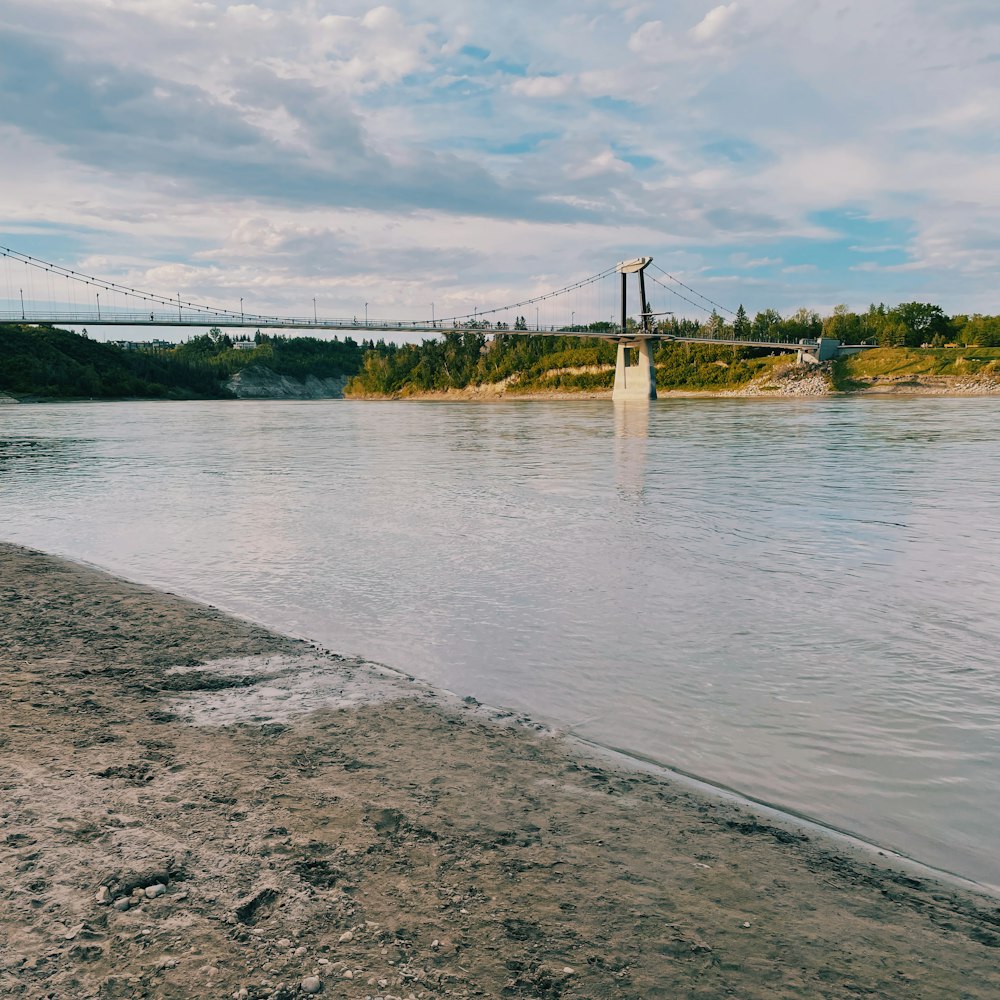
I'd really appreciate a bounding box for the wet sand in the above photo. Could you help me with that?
[2,542,998,999]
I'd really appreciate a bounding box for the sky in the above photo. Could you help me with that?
[1,0,999,331]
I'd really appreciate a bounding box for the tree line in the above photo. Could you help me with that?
[0,326,365,399]
[347,332,784,396]
[446,302,1000,349]
[5,300,999,400]
[0,325,232,399]
[700,302,1000,348]
[169,329,364,379]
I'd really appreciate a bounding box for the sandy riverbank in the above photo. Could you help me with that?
[2,543,999,999]
[345,378,1000,401]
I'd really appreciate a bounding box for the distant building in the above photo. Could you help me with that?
[109,339,174,352]
[233,341,256,351]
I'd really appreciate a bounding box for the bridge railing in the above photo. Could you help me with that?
[0,309,451,331]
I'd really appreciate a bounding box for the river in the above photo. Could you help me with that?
[2,396,998,891]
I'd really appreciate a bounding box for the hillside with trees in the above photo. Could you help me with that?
[346,303,1000,397]
[0,326,365,400]
[168,330,364,381]
[346,332,790,396]
[0,325,232,399]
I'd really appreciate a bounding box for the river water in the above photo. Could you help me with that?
[2,397,998,890]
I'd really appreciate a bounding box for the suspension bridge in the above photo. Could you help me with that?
[1,246,869,400]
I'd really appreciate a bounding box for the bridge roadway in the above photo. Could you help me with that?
[1,309,818,354]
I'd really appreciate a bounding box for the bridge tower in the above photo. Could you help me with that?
[613,256,657,401]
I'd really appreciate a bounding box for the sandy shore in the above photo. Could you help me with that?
[2,544,999,999]
[346,383,1000,401]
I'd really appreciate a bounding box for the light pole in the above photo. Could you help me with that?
[313,298,317,324]
[536,306,539,331]
[96,292,101,321]
[240,297,244,323]
[431,302,435,326]
[571,310,575,329]
[19,288,24,320]
[364,302,368,327]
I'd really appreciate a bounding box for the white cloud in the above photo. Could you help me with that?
[566,149,632,180]
[627,19,671,56]
[732,255,783,269]
[758,147,887,209]
[510,75,576,98]
[691,3,740,43]
[897,95,1000,132]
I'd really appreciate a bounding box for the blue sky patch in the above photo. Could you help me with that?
[611,143,656,170]
[700,137,771,166]
[589,96,645,120]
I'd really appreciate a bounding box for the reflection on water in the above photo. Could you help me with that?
[614,402,649,500]
[2,396,1000,891]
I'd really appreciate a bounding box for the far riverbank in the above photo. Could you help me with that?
[345,372,1000,401]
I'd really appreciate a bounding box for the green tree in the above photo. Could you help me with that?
[823,304,863,343]
[733,304,750,339]
[781,308,822,342]
[752,309,783,340]
[705,310,726,338]
[954,314,1000,347]
[888,302,949,347]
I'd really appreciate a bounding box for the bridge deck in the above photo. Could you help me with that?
[1,313,865,353]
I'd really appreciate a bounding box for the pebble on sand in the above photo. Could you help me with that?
[300,975,322,994]
[145,884,167,899]
[338,930,353,943]
[95,886,112,905]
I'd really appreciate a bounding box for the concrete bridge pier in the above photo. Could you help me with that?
[613,339,657,401]
[797,337,844,364]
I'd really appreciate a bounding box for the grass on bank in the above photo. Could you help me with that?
[833,347,1000,389]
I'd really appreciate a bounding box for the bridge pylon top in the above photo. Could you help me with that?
[616,256,652,274]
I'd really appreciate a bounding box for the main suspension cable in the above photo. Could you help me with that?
[435,267,619,325]
[0,245,280,324]
[650,263,734,316]
[646,273,718,317]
